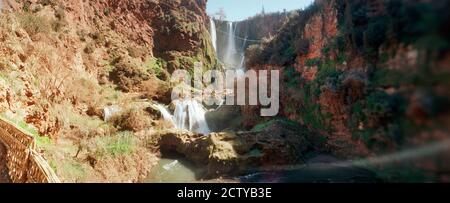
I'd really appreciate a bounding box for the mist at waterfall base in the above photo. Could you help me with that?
[155,100,210,135]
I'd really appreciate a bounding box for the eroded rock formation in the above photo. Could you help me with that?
[159,120,312,178]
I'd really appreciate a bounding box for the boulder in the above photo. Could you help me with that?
[158,120,311,178]
[102,105,122,121]
[205,105,242,131]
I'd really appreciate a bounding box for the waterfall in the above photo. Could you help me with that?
[154,104,175,126]
[209,18,217,52]
[239,36,248,68]
[224,21,238,69]
[155,100,210,135]
[222,21,248,70]
[186,100,210,135]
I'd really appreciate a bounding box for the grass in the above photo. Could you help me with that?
[0,112,59,151]
[18,13,52,37]
[94,131,136,158]
[52,102,108,128]
[58,159,87,182]
[0,70,26,94]
[35,136,52,150]
[0,112,40,137]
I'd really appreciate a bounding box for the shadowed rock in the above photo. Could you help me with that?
[159,120,312,179]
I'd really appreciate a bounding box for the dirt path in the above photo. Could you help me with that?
[0,142,11,183]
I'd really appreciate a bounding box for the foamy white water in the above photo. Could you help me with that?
[156,100,210,135]
[154,104,175,126]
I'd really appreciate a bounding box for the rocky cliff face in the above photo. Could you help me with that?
[151,0,217,72]
[214,11,290,60]
[0,0,216,132]
[0,0,216,182]
[243,0,450,181]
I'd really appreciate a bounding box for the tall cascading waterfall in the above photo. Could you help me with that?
[155,100,210,135]
[224,22,240,69]
[239,36,248,69]
[209,18,217,52]
[222,21,247,71]
[154,17,255,135]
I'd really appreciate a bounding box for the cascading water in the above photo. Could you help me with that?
[155,100,210,135]
[209,18,217,52]
[154,17,250,135]
[222,21,247,70]
[155,104,175,126]
[224,22,239,68]
[239,36,248,68]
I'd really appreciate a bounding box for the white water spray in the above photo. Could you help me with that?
[155,100,210,135]
[222,21,247,70]
[154,104,175,126]
[209,18,217,52]
[224,22,239,68]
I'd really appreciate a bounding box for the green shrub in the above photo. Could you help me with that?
[372,68,408,88]
[283,66,302,89]
[146,57,167,79]
[363,16,389,57]
[295,38,310,55]
[300,104,330,130]
[104,131,136,157]
[252,119,302,132]
[305,58,321,67]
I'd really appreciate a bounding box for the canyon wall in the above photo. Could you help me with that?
[213,12,289,67]
[244,0,450,172]
[0,0,216,182]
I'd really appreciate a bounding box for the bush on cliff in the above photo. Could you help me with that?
[246,2,321,66]
[109,108,152,132]
[109,57,151,92]
[19,13,52,37]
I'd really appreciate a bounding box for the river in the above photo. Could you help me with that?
[144,154,380,183]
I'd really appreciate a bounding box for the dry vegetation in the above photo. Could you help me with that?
[109,108,153,132]
[0,2,165,182]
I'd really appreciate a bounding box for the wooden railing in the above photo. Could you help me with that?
[0,118,60,183]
